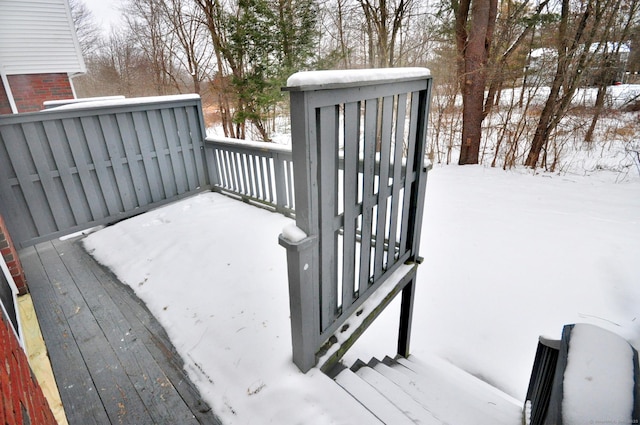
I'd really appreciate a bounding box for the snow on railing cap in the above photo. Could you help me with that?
[43,94,201,112]
[285,67,430,91]
[43,96,126,108]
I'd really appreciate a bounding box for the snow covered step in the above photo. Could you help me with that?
[334,354,523,424]
[354,360,441,425]
[387,355,522,425]
[334,368,411,425]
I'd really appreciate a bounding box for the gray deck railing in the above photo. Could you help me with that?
[0,95,209,248]
[1,77,433,376]
[204,137,295,216]
[279,68,433,372]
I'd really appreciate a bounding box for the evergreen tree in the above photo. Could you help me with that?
[224,0,318,140]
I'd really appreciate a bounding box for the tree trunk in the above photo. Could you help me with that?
[457,0,497,165]
[584,84,607,143]
[525,102,555,167]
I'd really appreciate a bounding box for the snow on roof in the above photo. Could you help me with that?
[286,68,431,90]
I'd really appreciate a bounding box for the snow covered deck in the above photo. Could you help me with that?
[18,164,640,424]
[21,193,522,425]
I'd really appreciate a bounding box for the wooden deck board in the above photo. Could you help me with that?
[20,238,221,425]
[19,245,111,425]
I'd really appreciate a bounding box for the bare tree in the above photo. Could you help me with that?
[584,0,639,143]
[356,0,416,67]
[482,0,552,118]
[123,0,177,95]
[156,0,215,94]
[317,0,365,68]
[524,0,629,168]
[194,0,241,138]
[68,0,102,57]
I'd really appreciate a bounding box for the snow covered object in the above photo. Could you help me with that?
[525,323,640,425]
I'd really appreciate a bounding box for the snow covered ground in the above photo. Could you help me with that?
[83,165,640,424]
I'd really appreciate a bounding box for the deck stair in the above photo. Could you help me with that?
[332,355,523,425]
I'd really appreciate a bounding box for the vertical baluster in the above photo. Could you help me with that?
[373,96,394,279]
[318,105,340,331]
[358,98,378,293]
[341,101,360,310]
[398,92,420,257]
[387,93,408,265]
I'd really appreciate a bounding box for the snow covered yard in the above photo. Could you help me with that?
[83,165,640,424]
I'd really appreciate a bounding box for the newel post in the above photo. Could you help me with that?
[278,234,318,372]
[278,87,321,372]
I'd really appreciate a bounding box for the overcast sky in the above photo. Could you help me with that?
[81,0,124,33]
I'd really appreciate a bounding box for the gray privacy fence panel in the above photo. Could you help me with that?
[280,69,433,372]
[204,137,295,216]
[0,95,209,248]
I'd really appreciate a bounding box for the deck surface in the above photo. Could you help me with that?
[19,237,222,425]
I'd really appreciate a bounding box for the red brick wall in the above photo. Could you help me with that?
[0,312,57,425]
[8,73,74,113]
[0,81,12,115]
[0,215,27,295]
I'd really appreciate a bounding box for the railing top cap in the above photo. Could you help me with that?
[205,135,292,154]
[40,93,201,112]
[42,96,126,107]
[285,67,431,92]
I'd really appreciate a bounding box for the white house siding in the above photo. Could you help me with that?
[0,0,85,75]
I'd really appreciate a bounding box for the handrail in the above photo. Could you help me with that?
[204,135,413,220]
[204,136,295,217]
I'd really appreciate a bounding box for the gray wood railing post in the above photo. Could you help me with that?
[278,234,319,372]
[273,151,288,214]
[407,85,433,261]
[205,144,221,187]
[397,271,417,358]
[277,88,322,372]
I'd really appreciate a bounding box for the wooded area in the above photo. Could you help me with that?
[70,0,640,171]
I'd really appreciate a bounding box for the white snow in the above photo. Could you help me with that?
[42,96,126,108]
[281,223,308,243]
[58,225,104,240]
[562,324,635,425]
[287,68,431,89]
[82,165,640,424]
[45,94,200,111]
[524,400,532,425]
[207,135,294,154]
